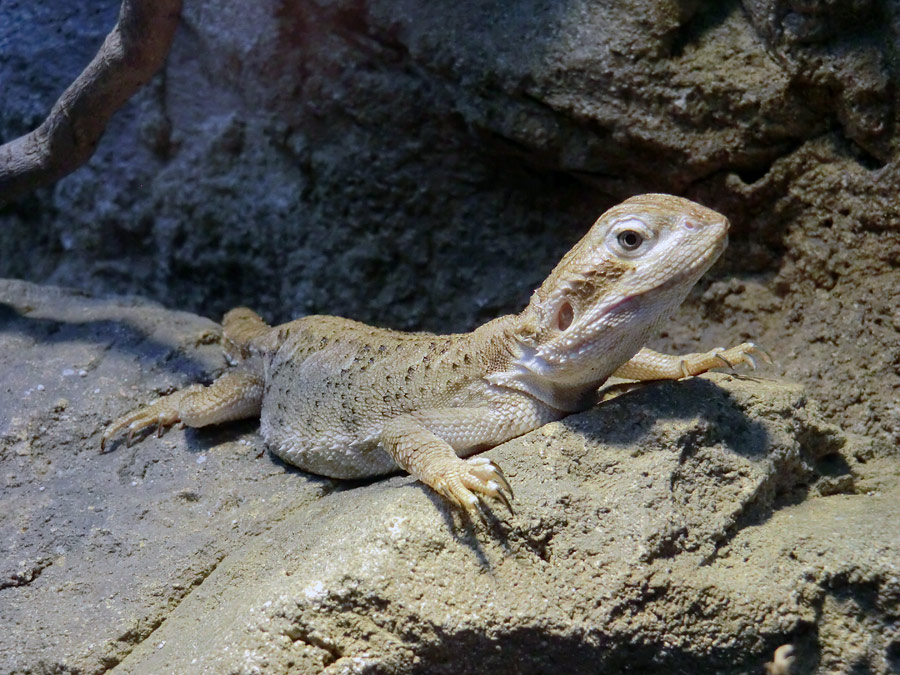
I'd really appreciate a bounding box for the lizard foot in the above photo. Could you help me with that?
[435,456,515,516]
[101,370,264,452]
[101,386,199,451]
[679,342,772,378]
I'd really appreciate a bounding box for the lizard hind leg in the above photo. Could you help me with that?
[222,307,272,360]
[101,370,264,451]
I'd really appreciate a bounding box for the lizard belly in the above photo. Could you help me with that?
[258,347,400,479]
[260,406,398,479]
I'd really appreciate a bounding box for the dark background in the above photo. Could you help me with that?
[2,0,899,445]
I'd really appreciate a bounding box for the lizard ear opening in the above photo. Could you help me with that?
[556,300,574,331]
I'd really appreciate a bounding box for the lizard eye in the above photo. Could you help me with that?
[556,300,574,331]
[617,230,643,251]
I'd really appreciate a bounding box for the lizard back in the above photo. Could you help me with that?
[260,315,494,478]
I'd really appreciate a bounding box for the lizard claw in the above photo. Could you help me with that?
[677,342,772,379]
[750,342,773,364]
[492,486,515,515]
[436,456,516,517]
[465,456,516,515]
[101,391,188,452]
[468,456,515,500]
[715,342,771,371]
[712,351,733,369]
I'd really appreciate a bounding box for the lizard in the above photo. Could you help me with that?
[102,193,767,513]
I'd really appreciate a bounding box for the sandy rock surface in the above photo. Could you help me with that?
[2,0,900,672]
[0,281,336,672]
[1,280,897,674]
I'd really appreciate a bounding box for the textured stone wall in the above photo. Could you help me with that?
[3,0,900,446]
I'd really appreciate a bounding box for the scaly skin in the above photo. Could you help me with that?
[103,194,768,513]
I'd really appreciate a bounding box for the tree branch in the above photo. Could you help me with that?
[0,0,182,208]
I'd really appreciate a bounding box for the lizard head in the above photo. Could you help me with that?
[494,193,729,409]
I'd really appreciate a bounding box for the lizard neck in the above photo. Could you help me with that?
[472,313,605,413]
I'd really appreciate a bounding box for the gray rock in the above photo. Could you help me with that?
[2,279,896,674]
[0,280,336,673]
[741,0,898,160]
[0,0,851,327]
[3,0,900,454]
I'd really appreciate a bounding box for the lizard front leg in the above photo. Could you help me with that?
[381,404,549,514]
[613,344,771,381]
[102,369,264,450]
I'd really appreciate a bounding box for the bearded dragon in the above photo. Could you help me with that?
[102,194,766,512]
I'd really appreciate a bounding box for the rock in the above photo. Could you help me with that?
[0,280,336,673]
[2,1,900,456]
[2,279,896,674]
[741,0,898,160]
[0,0,882,328]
